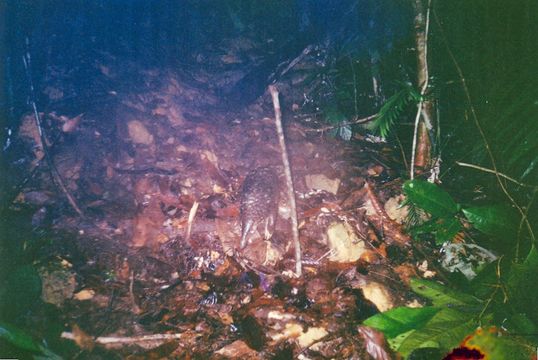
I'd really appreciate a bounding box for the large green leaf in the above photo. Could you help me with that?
[396,308,479,358]
[461,204,518,238]
[0,264,42,316]
[403,180,459,218]
[410,278,481,307]
[435,217,462,244]
[501,313,538,338]
[363,306,440,338]
[0,322,63,359]
[0,322,43,353]
[506,247,538,321]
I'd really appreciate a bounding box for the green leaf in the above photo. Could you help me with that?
[368,83,422,139]
[0,264,42,316]
[0,322,43,353]
[409,217,462,244]
[468,259,504,299]
[435,217,462,244]
[461,204,518,238]
[463,326,535,360]
[403,180,459,218]
[501,313,538,336]
[506,247,538,320]
[523,245,538,267]
[408,218,439,237]
[396,308,478,357]
[363,306,440,338]
[410,278,481,307]
[407,347,443,359]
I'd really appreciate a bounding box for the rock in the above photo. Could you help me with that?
[359,282,395,312]
[384,195,409,224]
[305,174,340,195]
[40,267,77,306]
[127,120,154,145]
[326,222,367,262]
[297,326,328,348]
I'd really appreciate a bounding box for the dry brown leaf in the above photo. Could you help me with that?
[73,289,95,301]
[71,324,95,351]
[215,340,260,359]
[394,264,418,285]
[357,326,392,360]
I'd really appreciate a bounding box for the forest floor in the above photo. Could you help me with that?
[4,38,433,359]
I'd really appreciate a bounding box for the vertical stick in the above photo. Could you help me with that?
[410,0,433,180]
[268,85,302,277]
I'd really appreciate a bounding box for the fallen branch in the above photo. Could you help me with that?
[61,331,187,347]
[269,85,302,276]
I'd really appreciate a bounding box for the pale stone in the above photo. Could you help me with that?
[127,120,154,145]
[326,222,367,262]
[305,174,340,195]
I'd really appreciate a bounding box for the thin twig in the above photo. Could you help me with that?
[306,114,378,133]
[129,270,141,314]
[269,85,302,276]
[395,133,409,172]
[456,161,537,189]
[185,200,199,245]
[271,45,313,82]
[517,190,537,261]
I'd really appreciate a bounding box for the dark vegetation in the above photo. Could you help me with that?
[1,1,537,358]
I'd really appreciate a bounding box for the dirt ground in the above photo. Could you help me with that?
[5,42,430,359]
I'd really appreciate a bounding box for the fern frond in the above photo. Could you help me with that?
[403,198,428,229]
[369,84,422,139]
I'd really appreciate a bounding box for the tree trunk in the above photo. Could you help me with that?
[412,0,436,175]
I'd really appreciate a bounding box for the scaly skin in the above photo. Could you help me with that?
[240,167,279,249]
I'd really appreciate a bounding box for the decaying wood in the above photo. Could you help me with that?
[364,181,410,246]
[413,120,431,172]
[61,331,189,348]
[269,85,302,276]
